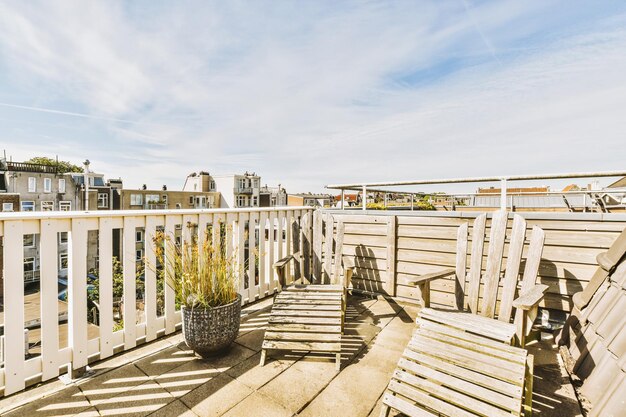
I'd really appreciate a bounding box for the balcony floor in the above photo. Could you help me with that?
[0,296,583,417]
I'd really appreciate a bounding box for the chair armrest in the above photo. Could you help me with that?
[342,256,355,271]
[274,255,295,269]
[513,284,549,310]
[406,268,455,286]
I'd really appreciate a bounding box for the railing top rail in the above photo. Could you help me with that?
[0,206,312,221]
[326,170,626,190]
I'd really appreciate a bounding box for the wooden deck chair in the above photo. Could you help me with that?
[412,211,547,347]
[379,325,534,417]
[259,216,355,371]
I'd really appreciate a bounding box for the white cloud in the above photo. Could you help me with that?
[0,1,624,193]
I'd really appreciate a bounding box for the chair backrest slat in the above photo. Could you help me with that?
[498,215,527,321]
[454,222,469,310]
[515,226,545,337]
[467,213,487,313]
[481,211,510,318]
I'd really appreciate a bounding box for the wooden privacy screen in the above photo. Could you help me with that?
[327,211,626,313]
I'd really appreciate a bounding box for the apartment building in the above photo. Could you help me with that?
[118,187,220,210]
[183,171,261,208]
[259,185,288,207]
[288,193,334,208]
[0,159,118,290]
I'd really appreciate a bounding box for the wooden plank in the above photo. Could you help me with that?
[144,215,160,343]
[268,316,339,325]
[333,221,346,283]
[261,340,341,352]
[516,225,546,339]
[164,214,181,334]
[313,210,323,282]
[455,222,468,310]
[258,211,268,296]
[403,348,523,399]
[382,392,438,417]
[324,213,334,284]
[396,358,522,413]
[269,310,342,318]
[419,309,515,343]
[391,370,516,417]
[248,212,258,301]
[268,211,277,291]
[3,220,25,395]
[122,217,137,349]
[481,211,508,318]
[69,218,89,372]
[266,324,342,333]
[385,216,397,296]
[238,212,249,303]
[467,213,487,313]
[264,332,340,342]
[498,215,527,322]
[272,303,341,311]
[39,219,60,380]
[285,210,294,286]
[409,338,523,384]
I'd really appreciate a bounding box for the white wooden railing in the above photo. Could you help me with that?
[0,206,313,396]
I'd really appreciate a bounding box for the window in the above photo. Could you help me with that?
[2,202,13,212]
[135,249,144,261]
[41,201,54,211]
[162,195,168,205]
[189,196,194,204]
[237,195,246,207]
[130,194,143,206]
[24,257,35,272]
[24,234,35,248]
[59,232,68,244]
[58,179,66,193]
[175,203,182,209]
[252,196,258,206]
[136,230,143,243]
[28,177,36,192]
[97,193,108,208]
[146,194,159,204]
[21,201,35,211]
[59,201,71,211]
[43,178,52,193]
[59,253,68,269]
[209,180,215,191]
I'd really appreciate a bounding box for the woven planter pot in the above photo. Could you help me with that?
[181,294,241,358]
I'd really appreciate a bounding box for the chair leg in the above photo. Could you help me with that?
[523,354,534,417]
[379,404,391,417]
[335,353,341,372]
[260,349,267,367]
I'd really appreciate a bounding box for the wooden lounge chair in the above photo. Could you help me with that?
[411,211,547,347]
[259,216,355,371]
[380,325,534,417]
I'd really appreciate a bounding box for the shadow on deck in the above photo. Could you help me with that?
[0,296,583,417]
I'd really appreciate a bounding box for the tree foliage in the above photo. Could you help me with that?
[25,156,84,173]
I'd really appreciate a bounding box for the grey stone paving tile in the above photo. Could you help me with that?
[154,359,221,398]
[135,345,197,378]
[3,385,91,417]
[180,373,254,417]
[90,380,175,417]
[221,392,292,417]
[225,351,295,390]
[147,399,199,417]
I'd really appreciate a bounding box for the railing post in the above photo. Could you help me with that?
[385,216,397,296]
[340,189,345,210]
[500,178,507,211]
[362,185,367,211]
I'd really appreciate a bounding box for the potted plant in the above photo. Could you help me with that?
[153,227,241,358]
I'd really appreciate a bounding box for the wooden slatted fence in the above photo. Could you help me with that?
[0,207,313,396]
[326,210,626,314]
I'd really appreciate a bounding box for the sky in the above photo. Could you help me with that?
[0,1,625,193]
